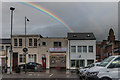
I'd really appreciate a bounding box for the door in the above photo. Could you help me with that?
[13,53,18,70]
[42,58,46,69]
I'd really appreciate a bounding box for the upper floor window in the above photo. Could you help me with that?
[19,39,22,47]
[14,38,17,47]
[29,38,32,46]
[54,42,61,47]
[34,38,37,47]
[78,46,82,53]
[89,46,93,52]
[71,46,76,53]
[83,46,87,53]
[42,42,46,46]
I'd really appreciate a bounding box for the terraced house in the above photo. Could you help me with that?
[12,35,68,69]
[1,32,96,70]
[67,33,96,69]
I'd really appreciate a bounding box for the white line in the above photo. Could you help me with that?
[49,74,53,77]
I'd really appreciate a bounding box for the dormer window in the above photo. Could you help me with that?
[87,34,90,37]
[73,35,77,37]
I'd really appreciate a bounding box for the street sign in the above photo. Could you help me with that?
[23,48,28,52]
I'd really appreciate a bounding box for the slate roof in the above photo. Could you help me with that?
[67,33,96,40]
[0,38,11,44]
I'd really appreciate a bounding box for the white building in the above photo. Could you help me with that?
[67,33,96,69]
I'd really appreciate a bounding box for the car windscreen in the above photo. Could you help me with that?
[99,56,115,67]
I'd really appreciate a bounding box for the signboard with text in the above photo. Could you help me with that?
[49,48,66,53]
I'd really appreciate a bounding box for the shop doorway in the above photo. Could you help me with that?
[50,54,66,68]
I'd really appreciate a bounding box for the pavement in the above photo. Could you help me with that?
[1,69,80,80]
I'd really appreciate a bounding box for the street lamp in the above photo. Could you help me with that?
[24,17,29,73]
[10,7,15,74]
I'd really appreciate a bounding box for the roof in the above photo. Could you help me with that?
[0,38,11,44]
[12,35,43,38]
[67,33,96,40]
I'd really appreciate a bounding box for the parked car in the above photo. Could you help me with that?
[18,62,43,72]
[77,62,101,74]
[86,55,120,80]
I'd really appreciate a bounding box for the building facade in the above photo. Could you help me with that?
[68,33,96,69]
[12,35,68,69]
[96,28,120,61]
[0,39,11,68]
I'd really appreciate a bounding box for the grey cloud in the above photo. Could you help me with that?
[2,2,118,41]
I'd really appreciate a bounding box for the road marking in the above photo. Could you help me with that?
[49,74,53,77]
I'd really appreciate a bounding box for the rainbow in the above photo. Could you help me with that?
[22,2,74,32]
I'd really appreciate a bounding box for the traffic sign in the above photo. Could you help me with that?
[23,48,28,52]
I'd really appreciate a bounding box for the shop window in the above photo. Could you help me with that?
[34,38,37,47]
[87,60,94,65]
[42,42,46,46]
[71,60,75,67]
[89,46,93,52]
[29,38,32,46]
[28,54,36,62]
[54,42,61,47]
[14,38,17,47]
[19,54,25,63]
[71,46,76,53]
[71,60,85,68]
[19,38,22,46]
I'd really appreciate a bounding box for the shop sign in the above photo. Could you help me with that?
[49,48,66,52]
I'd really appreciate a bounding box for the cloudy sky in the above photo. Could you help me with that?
[2,2,118,41]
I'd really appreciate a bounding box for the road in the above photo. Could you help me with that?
[1,69,80,80]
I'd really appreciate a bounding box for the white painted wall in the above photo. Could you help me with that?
[68,40,96,69]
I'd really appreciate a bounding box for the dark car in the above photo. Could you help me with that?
[19,62,43,72]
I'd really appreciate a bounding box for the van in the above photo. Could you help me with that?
[87,55,120,80]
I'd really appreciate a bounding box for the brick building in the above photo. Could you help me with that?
[96,28,120,61]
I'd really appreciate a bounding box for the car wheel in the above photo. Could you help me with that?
[101,77,112,80]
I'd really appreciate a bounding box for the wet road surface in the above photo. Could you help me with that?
[1,69,80,80]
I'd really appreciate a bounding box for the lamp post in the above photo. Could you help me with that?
[24,17,29,73]
[10,7,15,74]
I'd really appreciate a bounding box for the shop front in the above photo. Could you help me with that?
[49,48,66,68]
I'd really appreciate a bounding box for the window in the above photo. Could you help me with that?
[19,54,25,63]
[108,57,120,68]
[29,38,32,46]
[71,60,75,67]
[28,54,36,62]
[0,46,4,50]
[83,46,87,53]
[87,60,94,65]
[34,38,37,47]
[19,39,22,46]
[6,46,10,49]
[89,46,93,52]
[42,42,46,46]
[71,46,76,53]
[14,38,17,47]
[78,46,82,53]
[54,42,61,47]
[71,60,85,67]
